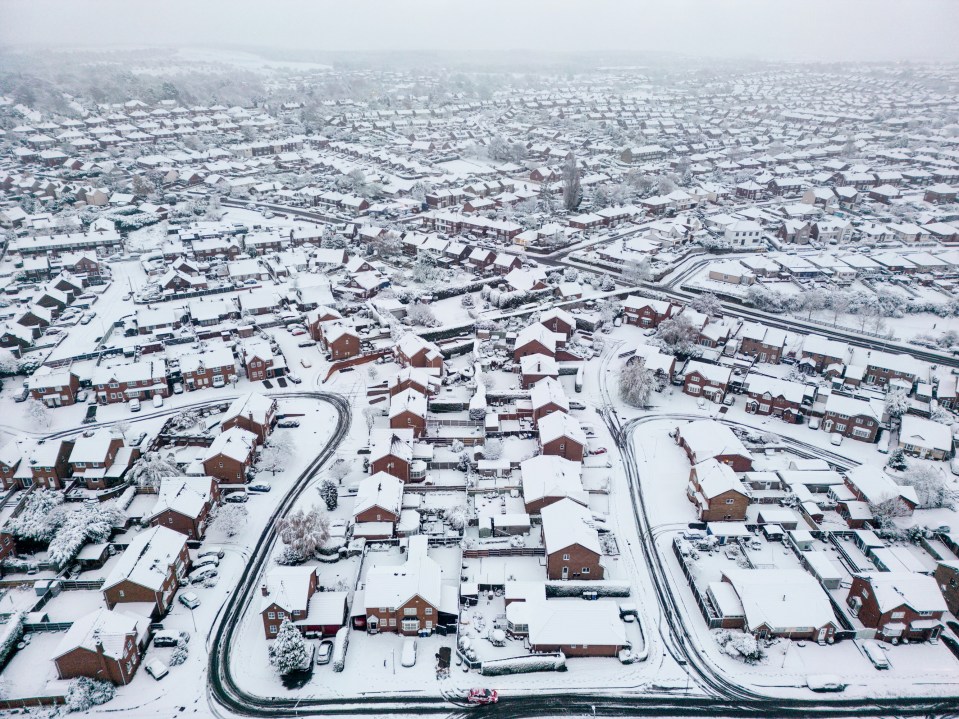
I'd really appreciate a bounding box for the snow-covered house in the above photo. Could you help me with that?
[102,525,190,618]
[541,498,603,581]
[676,420,753,472]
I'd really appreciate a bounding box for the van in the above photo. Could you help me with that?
[153,394,164,409]
[400,638,417,667]
[129,398,141,413]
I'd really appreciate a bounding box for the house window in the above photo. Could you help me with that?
[891,611,905,619]
[582,567,590,574]
[425,607,432,615]
[277,611,285,619]
[388,618,396,627]
[269,625,277,634]
[835,423,847,433]
[563,553,570,561]
[404,607,417,616]
[119,590,125,598]
[725,498,735,505]
[401,619,419,632]
[268,612,275,620]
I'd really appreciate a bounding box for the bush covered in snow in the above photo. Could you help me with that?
[331,626,350,672]
[7,489,64,543]
[713,630,765,664]
[0,612,25,668]
[65,677,115,712]
[545,581,631,598]
[480,652,566,676]
[169,640,189,667]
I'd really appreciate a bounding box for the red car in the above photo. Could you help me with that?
[466,688,498,705]
[588,447,607,455]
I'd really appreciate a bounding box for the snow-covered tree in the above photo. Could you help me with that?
[869,496,911,529]
[885,448,908,472]
[65,677,115,712]
[883,387,911,421]
[407,304,439,327]
[655,315,703,358]
[210,503,248,538]
[0,349,18,376]
[277,505,330,558]
[600,274,616,292]
[690,292,722,317]
[129,453,180,489]
[619,362,655,408]
[482,438,504,460]
[562,153,582,212]
[714,630,765,664]
[169,640,189,667]
[7,489,64,543]
[897,465,954,509]
[259,433,294,476]
[25,399,51,429]
[446,504,468,531]
[319,479,338,511]
[329,459,352,483]
[622,257,652,284]
[269,618,310,675]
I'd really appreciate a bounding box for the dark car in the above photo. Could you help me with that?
[277,420,300,428]
[248,482,272,493]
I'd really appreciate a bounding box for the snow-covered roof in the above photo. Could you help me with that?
[538,411,586,447]
[261,566,316,613]
[389,388,427,419]
[693,458,748,499]
[679,420,752,463]
[743,375,805,404]
[68,430,116,465]
[823,393,882,422]
[520,455,586,508]
[364,535,440,609]
[369,428,414,463]
[899,416,952,453]
[529,377,569,412]
[103,525,188,592]
[352,473,403,519]
[541,498,600,555]
[221,392,275,428]
[148,476,212,521]
[683,360,731,385]
[722,568,837,632]
[514,323,557,355]
[202,426,257,463]
[857,572,947,614]
[520,353,559,376]
[845,465,918,507]
[54,608,145,661]
[527,599,626,648]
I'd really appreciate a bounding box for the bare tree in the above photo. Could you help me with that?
[619,362,656,407]
[277,505,331,559]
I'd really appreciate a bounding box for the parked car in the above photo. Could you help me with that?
[400,638,417,667]
[173,382,184,394]
[145,659,169,680]
[248,482,272,493]
[830,433,843,446]
[224,491,248,504]
[178,592,201,610]
[277,419,300,428]
[197,547,224,560]
[806,674,846,692]
[588,447,607,456]
[153,630,190,648]
[860,640,890,669]
[287,372,302,384]
[467,688,498,705]
[290,328,307,336]
[296,340,316,348]
[193,555,220,569]
[316,640,334,665]
[129,398,141,412]
[188,565,218,585]
[808,417,820,430]
[153,393,164,408]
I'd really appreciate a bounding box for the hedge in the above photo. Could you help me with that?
[480,652,566,676]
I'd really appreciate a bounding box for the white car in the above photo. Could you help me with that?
[400,638,417,667]
[145,659,169,680]
[179,591,201,609]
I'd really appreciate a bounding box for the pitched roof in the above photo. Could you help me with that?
[352,473,404,519]
[261,566,316,613]
[54,608,144,661]
[722,569,836,632]
[538,411,586,447]
[364,535,441,609]
[527,599,626,647]
[541,498,600,554]
[858,572,947,614]
[103,525,188,592]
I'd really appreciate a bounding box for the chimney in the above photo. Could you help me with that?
[261,584,269,597]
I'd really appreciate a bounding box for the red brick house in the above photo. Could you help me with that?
[934,561,959,616]
[388,368,438,398]
[54,608,147,686]
[181,347,237,391]
[260,566,318,639]
[102,525,190,619]
[93,360,169,405]
[147,475,220,540]
[847,573,945,643]
[542,498,604,580]
[68,430,127,489]
[352,473,403,537]
[822,394,882,443]
[27,370,80,407]
[686,459,749,522]
[323,322,361,360]
[622,296,680,328]
[682,361,731,402]
[738,323,787,364]
[241,342,279,383]
[0,436,74,490]
[306,306,342,342]
[539,412,586,463]
[676,420,754,472]
[395,334,444,374]
[369,429,416,483]
[539,307,576,339]
[530,377,569,428]
[389,389,427,438]
[220,393,276,445]
[513,324,557,362]
[524,600,627,657]
[361,536,444,635]
[201,427,257,483]
[742,375,806,421]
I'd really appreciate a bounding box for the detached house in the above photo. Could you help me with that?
[220,392,276,445]
[147,475,219,540]
[676,420,754,472]
[395,334,444,375]
[102,525,190,618]
[370,428,418,483]
[738,323,787,364]
[541,498,604,581]
[362,535,454,635]
[538,411,586,462]
[687,459,750,522]
[848,573,945,643]
[54,608,147,686]
[622,296,680,328]
[389,389,428,438]
[682,360,731,402]
[201,427,257,483]
[822,394,882,443]
[352,472,404,539]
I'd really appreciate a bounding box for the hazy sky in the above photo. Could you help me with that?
[1,0,958,62]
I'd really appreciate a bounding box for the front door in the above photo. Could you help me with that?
[562,566,569,580]
[817,627,827,643]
